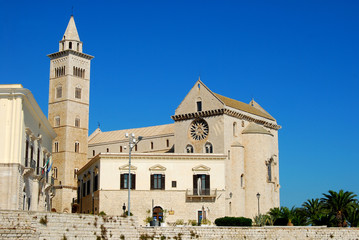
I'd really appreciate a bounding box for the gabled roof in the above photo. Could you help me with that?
[214,93,275,121]
[63,16,80,41]
[88,123,174,145]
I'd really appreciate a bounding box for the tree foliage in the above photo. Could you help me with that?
[262,189,358,227]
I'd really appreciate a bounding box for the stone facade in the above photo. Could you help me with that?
[78,80,281,223]
[1,210,359,240]
[47,16,281,222]
[0,85,56,212]
[48,16,94,213]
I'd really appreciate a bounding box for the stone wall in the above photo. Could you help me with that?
[1,210,359,239]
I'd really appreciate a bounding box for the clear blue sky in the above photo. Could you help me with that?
[1,1,358,208]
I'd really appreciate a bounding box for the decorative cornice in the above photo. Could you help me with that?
[48,49,94,60]
[171,108,281,130]
[171,109,224,121]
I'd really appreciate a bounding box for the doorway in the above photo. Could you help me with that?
[152,206,163,222]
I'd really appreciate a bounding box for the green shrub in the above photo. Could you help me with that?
[274,217,288,226]
[214,216,252,226]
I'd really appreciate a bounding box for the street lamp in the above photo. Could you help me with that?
[256,192,260,215]
[125,133,142,217]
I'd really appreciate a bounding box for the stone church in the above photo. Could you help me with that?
[49,16,281,223]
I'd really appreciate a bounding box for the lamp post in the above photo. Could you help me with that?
[256,192,260,215]
[125,133,142,217]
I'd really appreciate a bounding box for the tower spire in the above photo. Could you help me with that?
[63,16,80,41]
[59,16,82,52]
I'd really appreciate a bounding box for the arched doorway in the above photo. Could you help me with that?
[152,206,163,222]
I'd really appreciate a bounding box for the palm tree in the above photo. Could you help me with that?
[347,200,359,227]
[321,190,357,227]
[302,198,325,226]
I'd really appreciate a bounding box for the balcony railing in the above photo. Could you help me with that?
[186,188,217,202]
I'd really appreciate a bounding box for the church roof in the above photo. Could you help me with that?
[63,16,80,41]
[88,123,174,145]
[242,123,273,136]
[214,93,275,121]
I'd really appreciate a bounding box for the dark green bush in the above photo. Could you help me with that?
[274,217,288,226]
[214,217,252,226]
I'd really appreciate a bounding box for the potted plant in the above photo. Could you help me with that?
[201,218,211,226]
[175,219,184,227]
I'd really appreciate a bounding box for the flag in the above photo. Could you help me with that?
[47,157,53,173]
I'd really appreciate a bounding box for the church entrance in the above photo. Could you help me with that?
[152,206,163,222]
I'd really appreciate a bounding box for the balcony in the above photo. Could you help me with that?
[185,188,217,202]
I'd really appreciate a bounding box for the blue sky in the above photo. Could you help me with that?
[1,1,358,208]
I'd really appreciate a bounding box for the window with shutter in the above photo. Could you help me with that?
[151,174,165,190]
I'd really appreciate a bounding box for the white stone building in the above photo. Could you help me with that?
[46,16,281,224]
[77,80,281,224]
[0,84,56,211]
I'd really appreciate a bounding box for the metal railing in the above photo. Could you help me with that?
[185,188,217,202]
[186,188,217,196]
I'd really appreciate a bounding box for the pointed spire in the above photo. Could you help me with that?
[63,16,80,41]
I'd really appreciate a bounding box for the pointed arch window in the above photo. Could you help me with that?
[120,146,123,152]
[166,139,169,148]
[186,144,194,153]
[151,142,154,150]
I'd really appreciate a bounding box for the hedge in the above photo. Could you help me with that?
[214,217,252,226]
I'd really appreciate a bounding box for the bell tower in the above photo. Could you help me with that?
[48,16,94,212]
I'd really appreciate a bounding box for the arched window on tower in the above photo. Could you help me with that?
[54,142,59,152]
[55,116,60,127]
[92,150,95,156]
[77,43,79,51]
[53,167,58,179]
[151,142,154,150]
[56,85,62,98]
[75,87,81,99]
[166,139,169,148]
[75,142,80,153]
[75,117,80,127]
[69,42,72,49]
[186,144,194,153]
[233,122,237,136]
[205,142,213,153]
